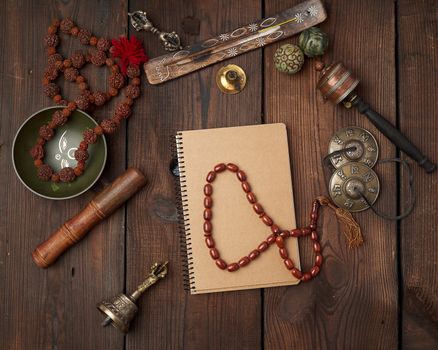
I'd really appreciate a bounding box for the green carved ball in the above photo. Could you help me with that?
[273,44,305,75]
[299,27,329,57]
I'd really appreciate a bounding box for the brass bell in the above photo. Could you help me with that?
[216,64,247,94]
[97,261,168,333]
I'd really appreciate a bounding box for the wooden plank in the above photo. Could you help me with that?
[0,1,127,349]
[398,1,438,348]
[263,0,399,348]
[126,0,262,348]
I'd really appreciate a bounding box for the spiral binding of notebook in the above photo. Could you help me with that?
[172,132,196,293]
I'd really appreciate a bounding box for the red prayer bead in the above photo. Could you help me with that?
[258,241,269,252]
[267,234,276,245]
[279,248,288,259]
[206,171,216,183]
[246,192,257,203]
[216,259,227,270]
[302,272,312,281]
[205,237,215,248]
[204,209,212,220]
[313,242,321,253]
[238,256,250,267]
[226,163,239,172]
[204,184,213,196]
[290,229,301,237]
[214,163,226,172]
[204,196,213,208]
[276,236,285,248]
[249,250,260,260]
[253,203,264,214]
[310,266,320,277]
[227,263,240,272]
[210,248,220,260]
[237,170,246,181]
[261,214,273,226]
[284,258,294,270]
[315,254,323,267]
[291,268,302,279]
[241,181,251,193]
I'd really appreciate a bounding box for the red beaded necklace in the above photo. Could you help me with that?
[31,18,147,183]
[202,163,363,282]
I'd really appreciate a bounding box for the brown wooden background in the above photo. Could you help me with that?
[1,0,437,349]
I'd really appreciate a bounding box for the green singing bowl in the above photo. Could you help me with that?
[12,106,107,200]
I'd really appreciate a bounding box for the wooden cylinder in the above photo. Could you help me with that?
[32,168,147,268]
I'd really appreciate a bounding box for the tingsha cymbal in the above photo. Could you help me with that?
[328,126,379,169]
[329,162,380,212]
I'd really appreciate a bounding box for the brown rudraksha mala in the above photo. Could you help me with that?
[31,18,146,183]
[203,163,363,282]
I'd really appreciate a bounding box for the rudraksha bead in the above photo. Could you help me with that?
[30,144,44,160]
[125,85,140,99]
[83,129,97,144]
[43,83,60,98]
[37,164,53,181]
[100,119,118,134]
[60,18,74,33]
[74,149,89,162]
[75,94,91,111]
[90,49,106,66]
[78,28,91,45]
[44,34,59,47]
[47,53,63,66]
[71,51,85,68]
[109,73,125,89]
[126,64,140,78]
[59,167,76,182]
[115,103,131,118]
[39,124,54,141]
[44,68,58,81]
[64,67,79,82]
[51,110,68,127]
[93,91,107,106]
[96,38,111,52]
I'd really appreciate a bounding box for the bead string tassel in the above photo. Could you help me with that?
[316,196,363,248]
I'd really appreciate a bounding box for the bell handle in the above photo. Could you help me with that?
[353,97,436,173]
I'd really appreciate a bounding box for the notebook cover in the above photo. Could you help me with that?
[176,123,300,294]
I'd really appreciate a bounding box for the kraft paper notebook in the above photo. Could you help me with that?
[175,123,300,294]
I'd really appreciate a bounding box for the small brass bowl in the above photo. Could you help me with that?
[12,106,107,200]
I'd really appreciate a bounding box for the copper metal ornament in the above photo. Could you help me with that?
[328,126,379,169]
[216,64,247,94]
[97,261,168,333]
[329,162,380,212]
[316,62,359,104]
[128,11,182,52]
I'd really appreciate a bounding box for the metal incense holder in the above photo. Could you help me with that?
[216,64,247,94]
[317,62,436,173]
[97,261,168,333]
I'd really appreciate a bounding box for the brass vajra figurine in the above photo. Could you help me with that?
[97,261,168,333]
[128,11,182,51]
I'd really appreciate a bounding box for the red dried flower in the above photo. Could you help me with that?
[110,36,148,75]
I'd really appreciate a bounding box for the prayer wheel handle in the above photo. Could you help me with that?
[317,62,436,174]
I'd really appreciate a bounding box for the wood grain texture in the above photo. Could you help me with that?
[126,0,262,349]
[1,0,437,348]
[399,1,438,349]
[263,0,398,348]
[0,1,127,349]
